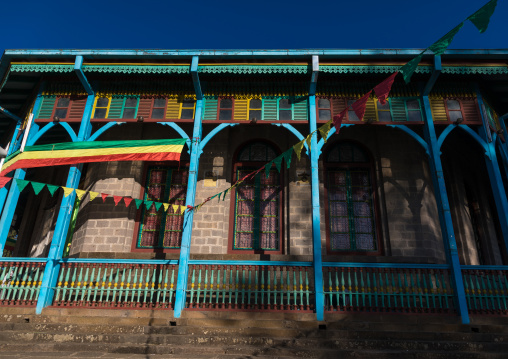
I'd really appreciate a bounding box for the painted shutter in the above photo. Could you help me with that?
[165,99,181,119]
[202,99,218,120]
[68,96,87,120]
[293,99,308,121]
[36,96,56,119]
[364,98,376,121]
[331,98,347,116]
[137,98,152,118]
[390,98,407,121]
[430,98,447,121]
[462,99,480,122]
[262,99,277,121]
[233,99,248,121]
[107,97,124,119]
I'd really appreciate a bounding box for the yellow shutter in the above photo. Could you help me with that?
[430,98,447,121]
[233,99,249,121]
[364,98,377,121]
[166,99,181,119]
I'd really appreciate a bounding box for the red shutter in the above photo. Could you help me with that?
[331,98,347,116]
[68,96,87,120]
[462,98,481,123]
[137,98,152,118]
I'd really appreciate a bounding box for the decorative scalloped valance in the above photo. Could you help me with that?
[10,63,74,73]
[320,65,432,74]
[441,66,508,75]
[82,64,189,74]
[198,65,309,74]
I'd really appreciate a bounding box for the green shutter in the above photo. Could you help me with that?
[390,98,407,121]
[262,99,277,121]
[107,97,124,119]
[293,99,308,121]
[203,98,218,120]
[36,96,56,119]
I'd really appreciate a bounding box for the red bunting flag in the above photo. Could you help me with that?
[123,197,133,207]
[101,193,109,203]
[332,109,347,134]
[113,195,122,206]
[373,72,398,105]
[0,176,12,189]
[352,91,372,122]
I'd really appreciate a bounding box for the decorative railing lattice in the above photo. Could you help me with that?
[52,261,178,309]
[323,264,456,314]
[462,266,508,315]
[0,260,45,307]
[186,263,314,311]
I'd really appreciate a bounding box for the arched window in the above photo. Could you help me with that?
[325,142,380,254]
[229,141,283,253]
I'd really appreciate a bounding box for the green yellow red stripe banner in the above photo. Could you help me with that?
[0,139,186,177]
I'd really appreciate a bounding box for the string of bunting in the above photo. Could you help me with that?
[189,0,498,213]
[9,178,188,215]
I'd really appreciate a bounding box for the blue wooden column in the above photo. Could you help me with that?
[0,120,22,216]
[475,87,508,252]
[421,56,469,323]
[308,56,324,321]
[36,56,94,313]
[0,91,43,256]
[174,56,203,317]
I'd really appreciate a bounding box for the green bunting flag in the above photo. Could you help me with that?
[46,184,59,197]
[134,199,143,209]
[429,22,464,56]
[282,148,293,169]
[400,51,425,84]
[265,161,273,178]
[293,139,305,162]
[15,179,29,192]
[31,181,45,195]
[154,202,163,211]
[273,155,283,173]
[318,120,332,144]
[145,200,153,210]
[468,0,497,33]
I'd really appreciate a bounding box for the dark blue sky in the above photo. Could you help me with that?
[0,0,506,54]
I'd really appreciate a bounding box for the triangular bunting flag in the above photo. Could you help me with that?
[101,193,109,203]
[282,148,293,169]
[31,181,45,195]
[62,187,74,198]
[305,133,312,151]
[429,23,464,56]
[180,205,187,214]
[154,202,163,211]
[333,109,347,134]
[46,184,59,197]
[113,195,123,206]
[124,197,133,208]
[89,191,99,202]
[273,155,283,174]
[352,91,372,122]
[172,204,180,214]
[318,120,333,144]
[134,199,143,209]
[222,189,229,201]
[145,200,153,210]
[15,179,29,192]
[75,189,86,200]
[468,0,497,33]
[400,51,425,84]
[293,139,305,162]
[265,161,273,178]
[373,72,398,105]
[163,203,170,212]
[0,176,12,189]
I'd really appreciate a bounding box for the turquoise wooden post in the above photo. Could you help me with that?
[0,90,43,256]
[0,121,22,214]
[475,87,508,252]
[174,56,203,317]
[36,56,94,313]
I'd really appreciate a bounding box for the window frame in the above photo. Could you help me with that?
[52,96,71,121]
[121,96,140,119]
[248,98,263,122]
[131,161,189,254]
[92,96,111,119]
[179,98,196,120]
[323,141,382,256]
[150,97,168,120]
[444,97,466,123]
[217,97,235,121]
[228,140,284,255]
[316,97,333,122]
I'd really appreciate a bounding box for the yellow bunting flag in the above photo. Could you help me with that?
[75,189,86,200]
[293,139,305,161]
[306,132,313,151]
[89,191,99,202]
[163,203,170,212]
[180,205,187,214]
[318,120,333,143]
[172,204,180,214]
[62,187,74,198]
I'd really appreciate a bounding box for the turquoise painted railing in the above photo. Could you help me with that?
[0,259,46,307]
[52,259,178,309]
[186,261,314,311]
[323,263,455,314]
[462,266,508,315]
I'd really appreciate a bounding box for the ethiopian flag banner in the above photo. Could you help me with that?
[0,138,186,177]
